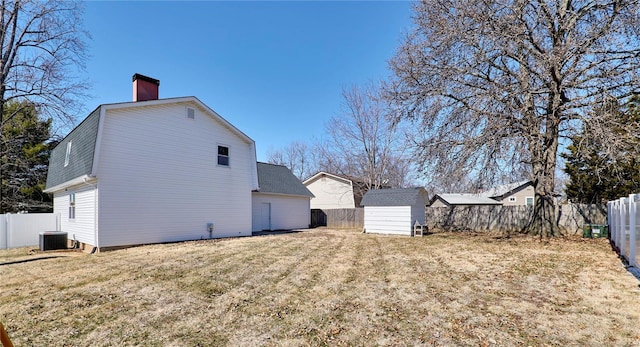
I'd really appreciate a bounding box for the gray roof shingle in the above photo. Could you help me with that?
[431,193,502,206]
[256,162,314,197]
[45,106,101,189]
[360,187,427,206]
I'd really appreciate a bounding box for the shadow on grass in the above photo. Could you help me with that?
[609,239,640,285]
[0,255,66,266]
[252,229,307,237]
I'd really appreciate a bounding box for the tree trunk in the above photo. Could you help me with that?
[524,120,562,237]
[526,187,561,237]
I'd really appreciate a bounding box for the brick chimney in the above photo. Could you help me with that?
[132,73,160,102]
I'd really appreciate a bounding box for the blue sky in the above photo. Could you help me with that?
[81,1,413,161]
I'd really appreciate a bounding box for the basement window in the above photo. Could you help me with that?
[69,193,76,220]
[64,141,72,167]
[217,145,229,166]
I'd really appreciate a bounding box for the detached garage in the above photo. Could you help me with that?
[252,162,315,232]
[361,187,428,236]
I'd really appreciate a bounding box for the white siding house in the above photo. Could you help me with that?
[361,187,428,236]
[44,74,259,251]
[251,163,314,231]
[303,172,357,209]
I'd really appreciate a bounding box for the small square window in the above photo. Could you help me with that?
[526,197,534,206]
[218,145,229,166]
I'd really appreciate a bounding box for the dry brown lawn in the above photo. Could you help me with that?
[1,229,639,346]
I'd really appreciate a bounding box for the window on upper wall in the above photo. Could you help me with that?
[508,196,516,202]
[217,145,229,166]
[526,197,534,206]
[69,193,76,220]
[64,141,72,167]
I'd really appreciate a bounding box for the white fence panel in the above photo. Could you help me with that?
[0,213,60,249]
[608,194,640,267]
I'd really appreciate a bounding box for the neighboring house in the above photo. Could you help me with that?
[429,194,503,207]
[303,172,360,209]
[44,74,259,251]
[480,180,535,206]
[430,181,535,207]
[361,187,428,236]
[252,162,314,231]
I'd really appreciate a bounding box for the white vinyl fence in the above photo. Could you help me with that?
[608,194,639,267]
[0,213,60,249]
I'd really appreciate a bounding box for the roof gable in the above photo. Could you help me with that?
[360,187,427,207]
[45,96,258,192]
[479,180,532,199]
[101,96,254,145]
[303,171,352,186]
[430,193,502,206]
[256,162,314,197]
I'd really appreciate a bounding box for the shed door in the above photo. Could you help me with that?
[261,202,271,231]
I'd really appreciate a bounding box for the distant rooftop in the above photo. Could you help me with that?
[433,193,502,206]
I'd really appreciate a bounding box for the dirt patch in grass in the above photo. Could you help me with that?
[1,229,638,346]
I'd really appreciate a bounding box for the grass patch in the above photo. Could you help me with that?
[1,229,638,346]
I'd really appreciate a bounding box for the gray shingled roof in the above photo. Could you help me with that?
[432,193,502,206]
[256,162,314,197]
[45,106,101,190]
[479,180,531,198]
[360,187,427,206]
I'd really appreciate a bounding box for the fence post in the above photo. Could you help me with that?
[607,201,613,241]
[4,215,9,250]
[630,194,638,267]
[0,214,4,249]
[619,199,625,250]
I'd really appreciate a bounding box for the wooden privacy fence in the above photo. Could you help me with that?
[425,204,606,234]
[311,208,364,229]
[0,213,60,249]
[608,195,639,268]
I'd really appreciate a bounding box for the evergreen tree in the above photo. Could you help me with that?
[563,97,640,203]
[1,101,54,212]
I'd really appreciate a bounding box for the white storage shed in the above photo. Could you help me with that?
[361,187,428,236]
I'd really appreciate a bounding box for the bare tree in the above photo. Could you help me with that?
[266,141,314,180]
[386,0,640,236]
[0,0,88,212]
[323,82,412,191]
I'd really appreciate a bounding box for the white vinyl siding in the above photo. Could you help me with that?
[96,102,253,247]
[251,193,310,231]
[306,176,355,209]
[364,206,413,236]
[364,192,426,236]
[54,184,97,246]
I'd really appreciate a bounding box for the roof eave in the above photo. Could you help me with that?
[43,175,96,193]
[253,191,314,198]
